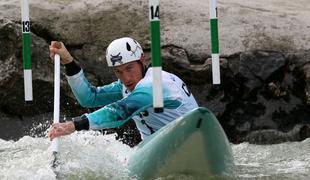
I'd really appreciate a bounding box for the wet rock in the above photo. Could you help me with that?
[0,19,20,90]
[239,50,286,98]
[162,45,210,84]
[301,57,310,104]
[245,124,310,144]
[267,82,287,98]
[0,111,52,141]
[219,51,310,143]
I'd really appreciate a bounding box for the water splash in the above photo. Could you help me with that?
[233,138,310,179]
[0,136,56,180]
[0,132,133,180]
[0,126,309,180]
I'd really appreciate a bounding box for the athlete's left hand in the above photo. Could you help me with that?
[48,121,75,140]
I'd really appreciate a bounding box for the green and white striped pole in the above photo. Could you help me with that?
[149,0,163,113]
[21,0,33,101]
[210,0,221,84]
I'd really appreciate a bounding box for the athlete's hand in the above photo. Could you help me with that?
[48,121,75,140]
[49,41,73,65]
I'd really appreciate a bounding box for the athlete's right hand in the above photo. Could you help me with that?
[49,41,74,65]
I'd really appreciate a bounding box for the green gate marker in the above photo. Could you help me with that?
[210,0,221,84]
[149,0,163,113]
[21,0,33,101]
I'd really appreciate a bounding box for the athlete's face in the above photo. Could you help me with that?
[113,57,145,91]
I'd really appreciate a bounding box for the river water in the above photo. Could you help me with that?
[0,130,309,180]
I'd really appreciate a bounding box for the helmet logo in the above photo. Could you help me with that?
[110,52,123,66]
[126,42,142,57]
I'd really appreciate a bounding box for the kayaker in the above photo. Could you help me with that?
[48,37,198,141]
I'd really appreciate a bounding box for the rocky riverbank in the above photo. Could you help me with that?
[0,0,310,145]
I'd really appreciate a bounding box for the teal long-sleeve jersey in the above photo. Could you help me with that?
[67,67,198,139]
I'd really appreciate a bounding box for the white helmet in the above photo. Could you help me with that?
[106,37,143,67]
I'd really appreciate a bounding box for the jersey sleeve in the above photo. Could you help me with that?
[85,86,154,129]
[66,70,123,108]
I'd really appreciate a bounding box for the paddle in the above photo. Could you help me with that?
[51,42,61,168]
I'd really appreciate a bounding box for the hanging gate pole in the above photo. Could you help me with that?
[21,0,33,101]
[149,0,164,113]
[210,0,221,84]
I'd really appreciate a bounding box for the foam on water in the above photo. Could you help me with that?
[0,131,133,180]
[233,138,310,179]
[0,136,57,180]
[0,130,309,180]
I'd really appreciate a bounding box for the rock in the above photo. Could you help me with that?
[0,19,19,89]
[245,124,310,144]
[162,45,211,84]
[218,49,310,143]
[239,50,286,98]
[0,111,52,141]
[299,52,310,105]
[0,18,82,116]
[267,82,287,98]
